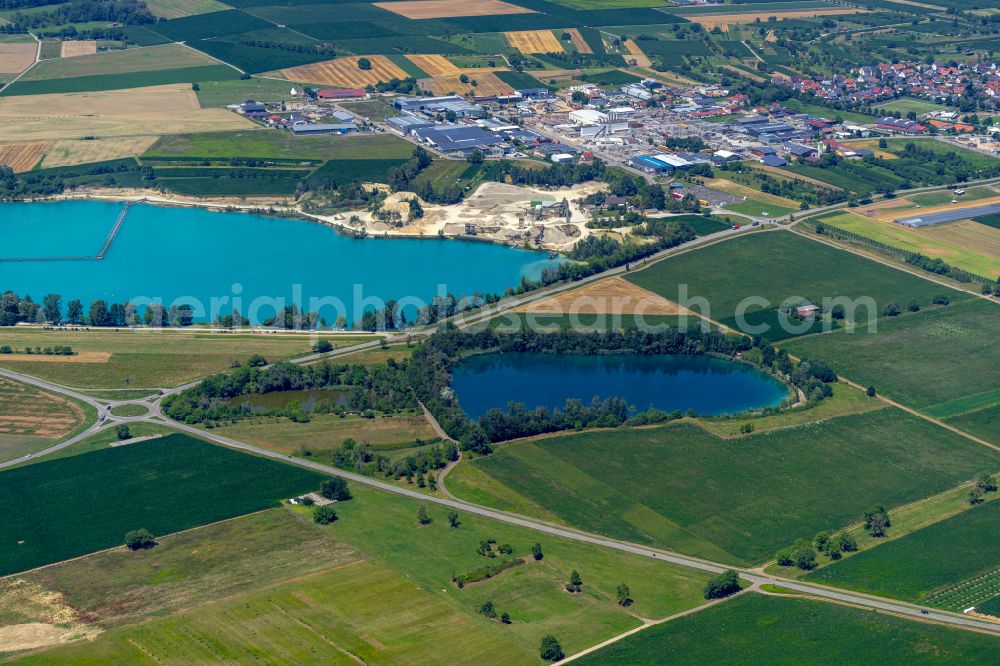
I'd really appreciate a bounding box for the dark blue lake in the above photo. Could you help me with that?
[451,353,790,419]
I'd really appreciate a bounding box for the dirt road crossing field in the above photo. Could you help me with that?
[0,142,51,172]
[281,56,409,87]
[506,30,564,54]
[375,0,533,19]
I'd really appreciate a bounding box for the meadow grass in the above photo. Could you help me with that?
[0,433,324,576]
[16,485,715,662]
[1,66,240,96]
[805,499,1000,604]
[195,76,304,107]
[449,408,1000,564]
[205,412,437,458]
[946,404,1000,445]
[626,231,965,339]
[145,131,414,162]
[576,592,1000,665]
[0,329,373,388]
[722,198,797,218]
[781,299,999,409]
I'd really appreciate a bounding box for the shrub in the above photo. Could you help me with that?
[116,424,131,441]
[704,570,741,599]
[313,505,338,524]
[124,528,155,550]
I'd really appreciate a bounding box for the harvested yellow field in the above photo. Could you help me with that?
[517,277,690,316]
[0,375,84,440]
[59,40,96,58]
[623,39,650,67]
[564,28,592,54]
[420,71,513,97]
[0,43,36,74]
[406,54,459,77]
[920,220,1000,266]
[41,136,159,168]
[0,141,51,172]
[752,163,843,190]
[689,8,869,30]
[0,84,254,142]
[375,0,533,19]
[506,29,564,54]
[281,56,408,88]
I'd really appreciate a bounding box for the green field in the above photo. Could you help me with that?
[947,404,1000,446]
[576,592,1000,665]
[16,484,715,663]
[0,329,373,388]
[875,97,961,116]
[0,65,240,96]
[448,409,1000,564]
[144,131,413,162]
[194,76,303,107]
[723,198,797,218]
[206,412,437,458]
[781,299,999,410]
[0,433,324,576]
[18,44,219,81]
[806,500,1000,605]
[145,0,233,19]
[626,231,965,340]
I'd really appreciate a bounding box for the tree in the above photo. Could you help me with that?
[418,503,431,525]
[468,148,484,165]
[532,543,544,561]
[866,385,876,398]
[616,583,632,607]
[975,472,997,493]
[837,532,858,552]
[408,197,423,220]
[67,299,83,325]
[320,477,352,501]
[124,528,155,550]
[42,293,62,324]
[448,511,460,528]
[313,339,333,353]
[89,299,110,326]
[314,505,338,524]
[247,354,267,367]
[882,302,900,317]
[704,570,741,599]
[864,505,890,537]
[358,57,371,70]
[116,424,131,440]
[540,635,564,662]
[566,569,582,593]
[501,612,511,624]
[479,600,497,618]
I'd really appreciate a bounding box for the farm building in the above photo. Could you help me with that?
[317,88,365,100]
[896,202,1000,228]
[291,122,356,135]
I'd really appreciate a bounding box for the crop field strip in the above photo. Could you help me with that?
[405,53,460,77]
[564,27,592,53]
[59,40,97,58]
[280,55,409,87]
[144,0,235,19]
[16,43,220,81]
[0,376,84,443]
[0,141,51,172]
[40,136,160,168]
[0,42,35,74]
[0,433,324,576]
[506,29,566,53]
[420,71,514,96]
[0,84,254,142]
[449,408,1000,565]
[374,0,535,19]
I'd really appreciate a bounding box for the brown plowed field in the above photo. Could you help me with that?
[60,40,97,58]
[0,376,84,440]
[517,277,691,316]
[565,28,592,54]
[506,30,564,54]
[405,54,459,77]
[0,141,51,172]
[375,0,533,19]
[420,71,513,97]
[281,56,408,87]
[0,43,36,74]
[623,39,650,67]
[688,8,869,30]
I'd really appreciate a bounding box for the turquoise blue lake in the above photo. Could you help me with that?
[451,353,790,419]
[0,201,561,323]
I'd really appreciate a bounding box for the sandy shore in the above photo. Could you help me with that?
[38,181,608,252]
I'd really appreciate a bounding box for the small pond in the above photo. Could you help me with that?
[450,353,790,419]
